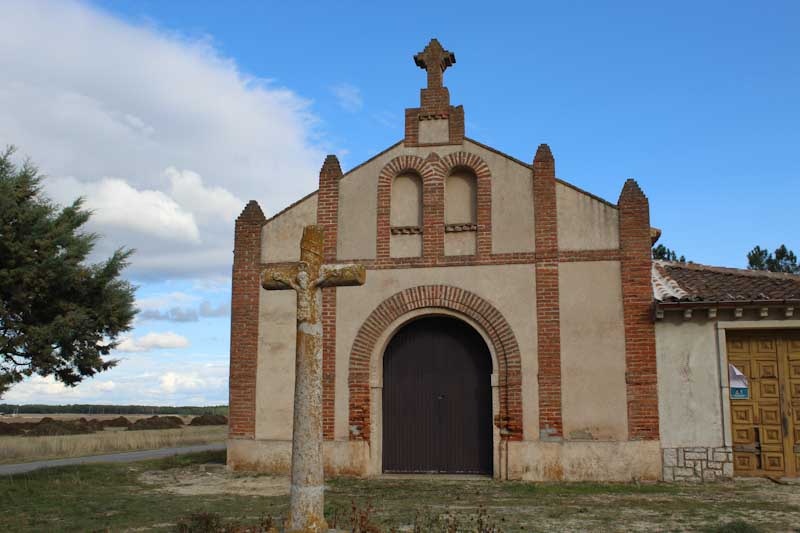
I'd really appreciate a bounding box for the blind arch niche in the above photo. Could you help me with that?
[445,166,477,255]
[390,172,423,257]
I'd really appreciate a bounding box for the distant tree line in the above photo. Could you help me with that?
[652,243,798,275]
[0,404,229,416]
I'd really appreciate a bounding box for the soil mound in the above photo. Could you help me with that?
[0,421,25,436]
[77,418,106,432]
[103,416,132,428]
[128,415,184,431]
[189,414,228,426]
[162,415,185,426]
[26,419,94,437]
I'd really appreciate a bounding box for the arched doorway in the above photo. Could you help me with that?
[382,316,493,474]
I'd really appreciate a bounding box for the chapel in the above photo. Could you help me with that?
[228,39,800,481]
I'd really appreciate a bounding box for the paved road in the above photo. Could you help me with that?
[0,442,226,476]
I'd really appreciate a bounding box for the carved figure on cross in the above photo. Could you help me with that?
[414,38,456,89]
[262,225,366,532]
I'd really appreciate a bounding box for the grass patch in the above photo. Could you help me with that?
[148,449,227,470]
[0,457,797,532]
[502,480,681,496]
[706,520,762,533]
[0,452,280,532]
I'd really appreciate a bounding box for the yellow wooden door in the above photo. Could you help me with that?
[727,331,799,477]
[784,332,800,474]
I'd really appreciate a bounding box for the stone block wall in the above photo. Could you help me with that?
[662,447,733,482]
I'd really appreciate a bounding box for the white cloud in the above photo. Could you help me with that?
[47,176,201,243]
[0,0,326,280]
[116,332,190,353]
[160,372,203,394]
[331,83,363,112]
[4,360,228,406]
[2,375,117,402]
[165,167,243,224]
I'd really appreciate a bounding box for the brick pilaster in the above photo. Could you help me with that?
[533,144,563,439]
[317,155,342,440]
[423,152,445,259]
[618,179,660,440]
[229,200,266,439]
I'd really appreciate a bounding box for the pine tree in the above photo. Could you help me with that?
[747,245,799,274]
[0,147,137,397]
[652,244,686,263]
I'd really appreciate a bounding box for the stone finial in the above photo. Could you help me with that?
[534,143,554,164]
[237,200,266,222]
[319,154,343,179]
[414,38,455,89]
[533,144,555,178]
[618,178,648,206]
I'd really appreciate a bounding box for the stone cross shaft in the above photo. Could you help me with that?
[262,225,365,532]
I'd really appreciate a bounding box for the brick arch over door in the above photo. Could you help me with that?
[376,155,436,259]
[438,152,493,256]
[348,285,523,442]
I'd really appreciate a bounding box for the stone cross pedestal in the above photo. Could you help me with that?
[262,225,366,532]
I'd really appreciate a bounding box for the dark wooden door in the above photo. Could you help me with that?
[382,316,492,474]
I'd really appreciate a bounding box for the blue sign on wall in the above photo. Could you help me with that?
[729,364,749,400]
[730,387,749,400]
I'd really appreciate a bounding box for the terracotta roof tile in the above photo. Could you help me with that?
[652,260,800,303]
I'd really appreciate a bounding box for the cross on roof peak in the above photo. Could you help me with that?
[414,38,456,89]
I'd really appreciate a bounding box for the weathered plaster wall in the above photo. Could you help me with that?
[255,290,297,440]
[419,118,449,144]
[390,173,422,227]
[228,438,661,481]
[477,142,535,254]
[390,234,422,257]
[559,261,628,441]
[444,232,476,256]
[509,440,661,481]
[333,264,538,441]
[261,194,317,262]
[556,183,619,251]
[655,317,725,449]
[228,439,369,477]
[445,171,476,224]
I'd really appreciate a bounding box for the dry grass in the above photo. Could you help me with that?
[0,425,226,464]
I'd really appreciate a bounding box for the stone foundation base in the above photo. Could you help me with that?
[508,439,662,482]
[662,447,733,482]
[228,438,369,477]
[229,438,663,482]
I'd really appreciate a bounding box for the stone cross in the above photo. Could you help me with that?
[414,38,455,89]
[262,225,366,532]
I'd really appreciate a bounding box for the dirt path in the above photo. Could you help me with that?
[0,442,226,475]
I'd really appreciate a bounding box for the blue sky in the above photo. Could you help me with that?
[1,1,798,405]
